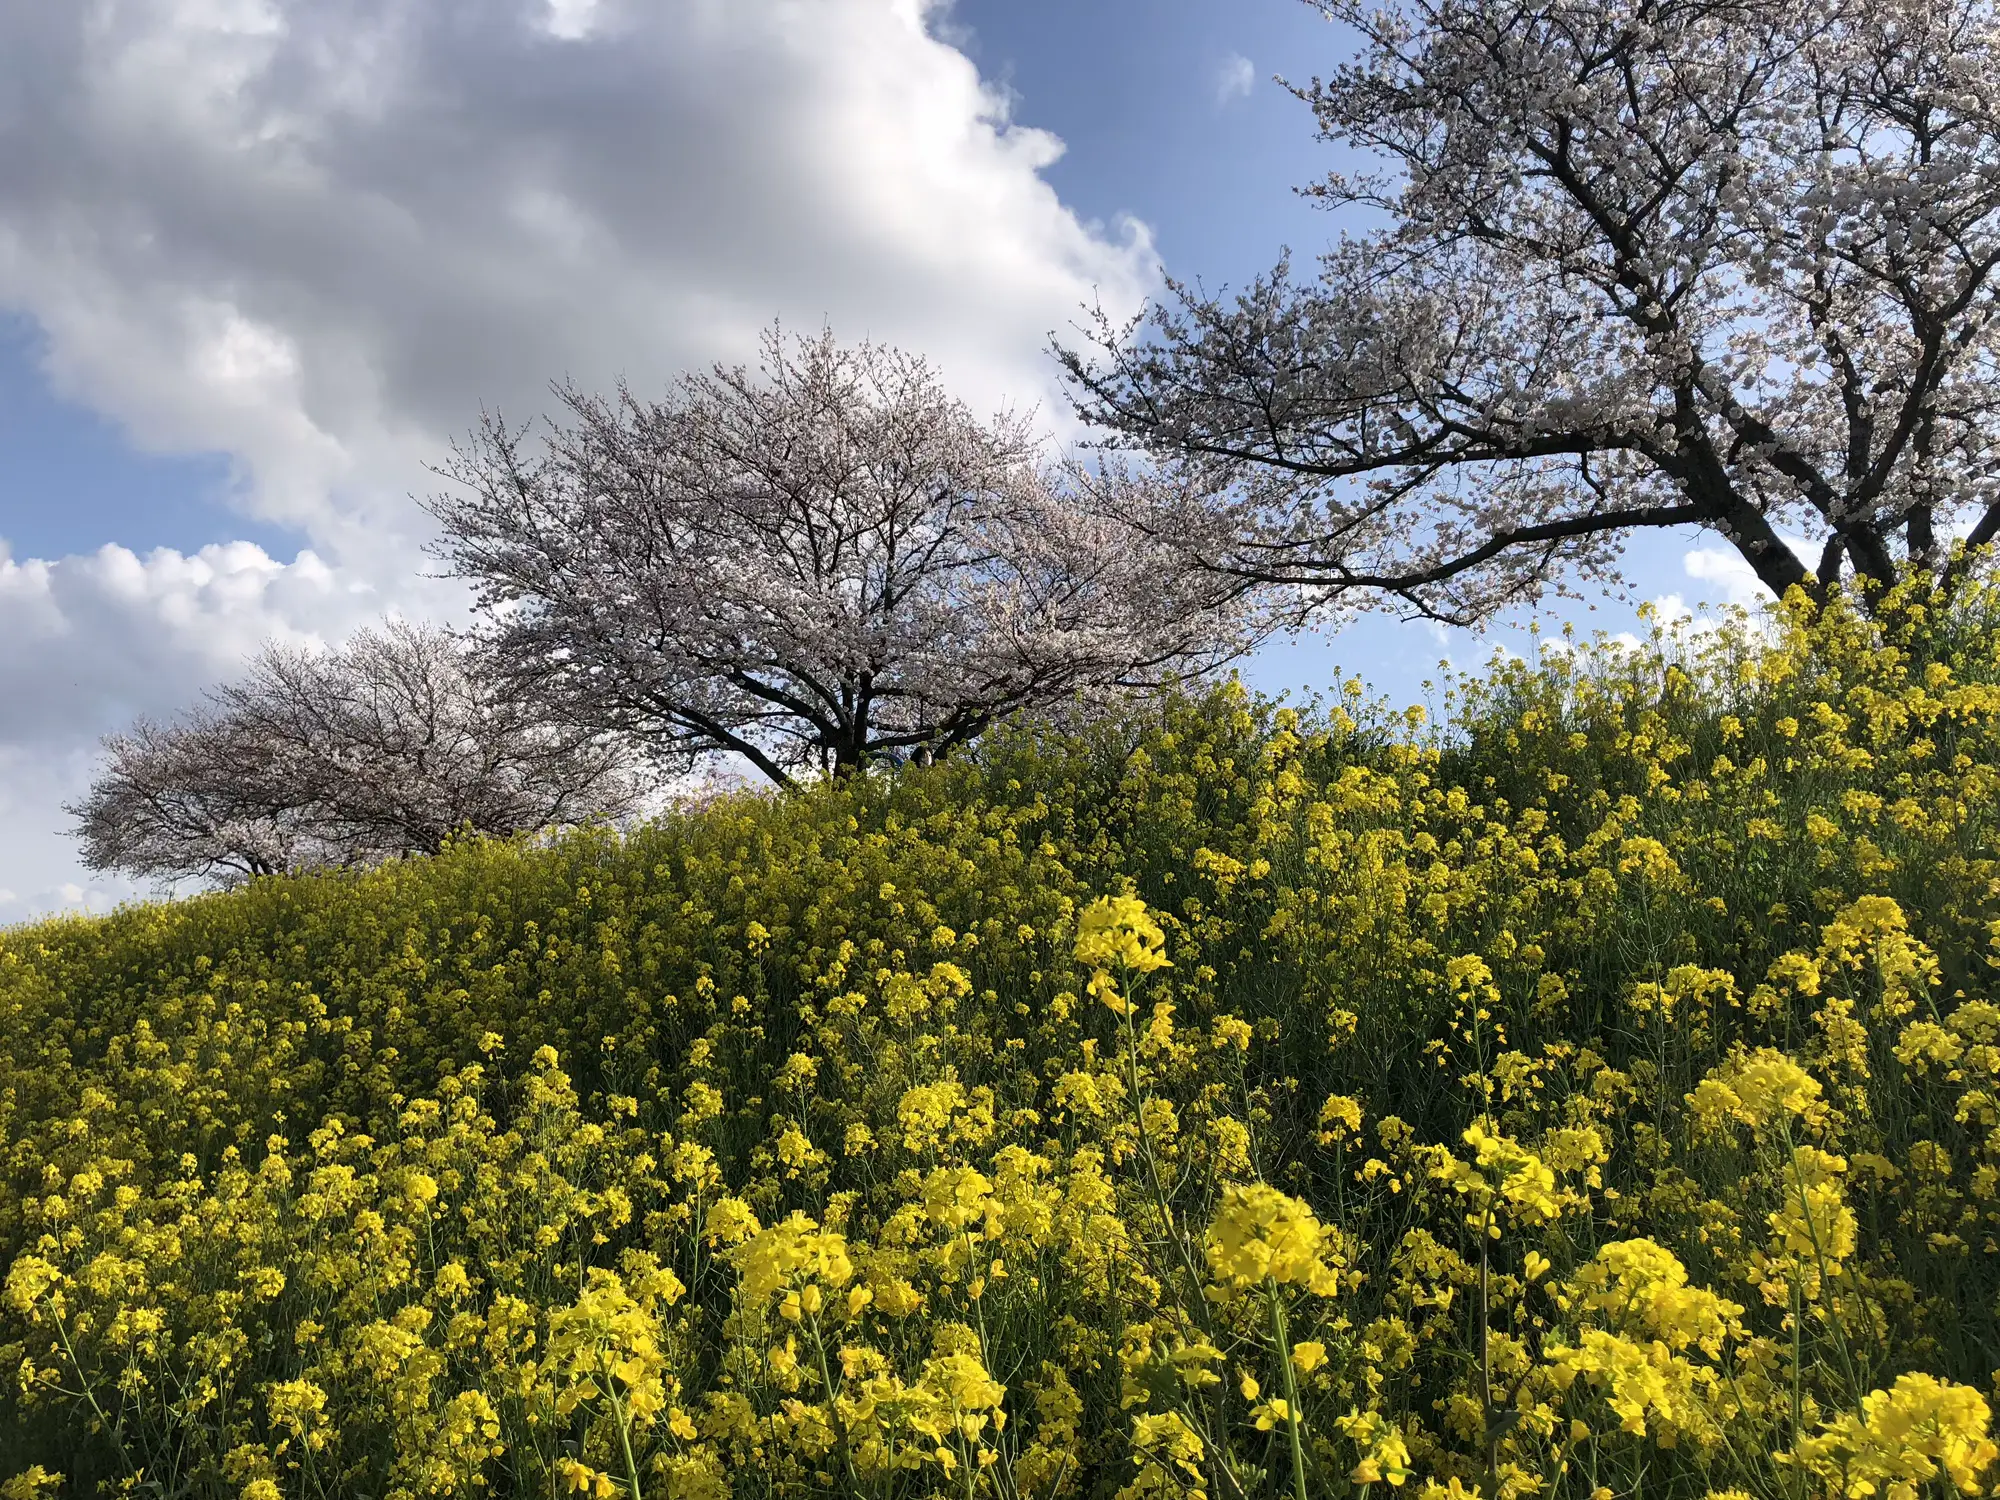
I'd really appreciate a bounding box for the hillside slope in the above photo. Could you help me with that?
[7,590,2000,1500]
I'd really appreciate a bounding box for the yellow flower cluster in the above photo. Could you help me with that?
[1568,1240,1743,1358]
[1338,1408,1414,1485]
[1687,1048,1827,1136]
[1074,893,1170,1012]
[1074,894,1172,975]
[735,1212,853,1313]
[1545,1241,1747,1445]
[1203,1183,1340,1297]
[1785,1373,1999,1500]
[1431,1122,1581,1228]
[3,579,2000,1500]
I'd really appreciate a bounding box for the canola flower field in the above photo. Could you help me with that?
[9,586,2000,1500]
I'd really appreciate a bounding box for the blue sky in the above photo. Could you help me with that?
[954,0,1336,284]
[0,0,1749,920]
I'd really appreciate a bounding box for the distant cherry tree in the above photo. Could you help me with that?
[71,619,636,885]
[1060,0,2000,623]
[428,328,1259,787]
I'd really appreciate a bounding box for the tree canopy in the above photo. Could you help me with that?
[429,328,1259,786]
[1060,0,2000,623]
[70,619,635,885]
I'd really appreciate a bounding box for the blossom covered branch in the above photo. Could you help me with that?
[1059,0,2000,622]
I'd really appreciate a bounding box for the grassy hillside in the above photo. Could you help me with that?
[8,586,2000,1500]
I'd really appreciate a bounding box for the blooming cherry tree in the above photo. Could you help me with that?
[428,329,1256,786]
[1060,0,2000,622]
[71,619,636,884]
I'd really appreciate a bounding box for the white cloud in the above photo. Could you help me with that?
[0,0,1159,920]
[541,0,605,41]
[1623,537,1828,649]
[1680,531,1824,612]
[0,745,144,923]
[0,539,401,746]
[1681,547,1774,609]
[0,0,1153,553]
[1215,52,1256,106]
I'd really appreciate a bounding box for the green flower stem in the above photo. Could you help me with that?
[600,1353,645,1500]
[1266,1279,1310,1500]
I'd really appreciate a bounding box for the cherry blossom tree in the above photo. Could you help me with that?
[426,329,1258,787]
[1059,0,2000,623]
[71,715,328,884]
[71,619,637,885]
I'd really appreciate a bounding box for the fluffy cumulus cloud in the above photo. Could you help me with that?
[0,540,401,746]
[1682,546,1791,609]
[0,0,1155,920]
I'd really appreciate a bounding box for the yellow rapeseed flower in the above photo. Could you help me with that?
[1074,895,1171,975]
[735,1212,854,1305]
[1337,1409,1413,1486]
[1784,1373,1999,1500]
[1687,1049,1825,1137]
[1204,1182,1339,1297]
